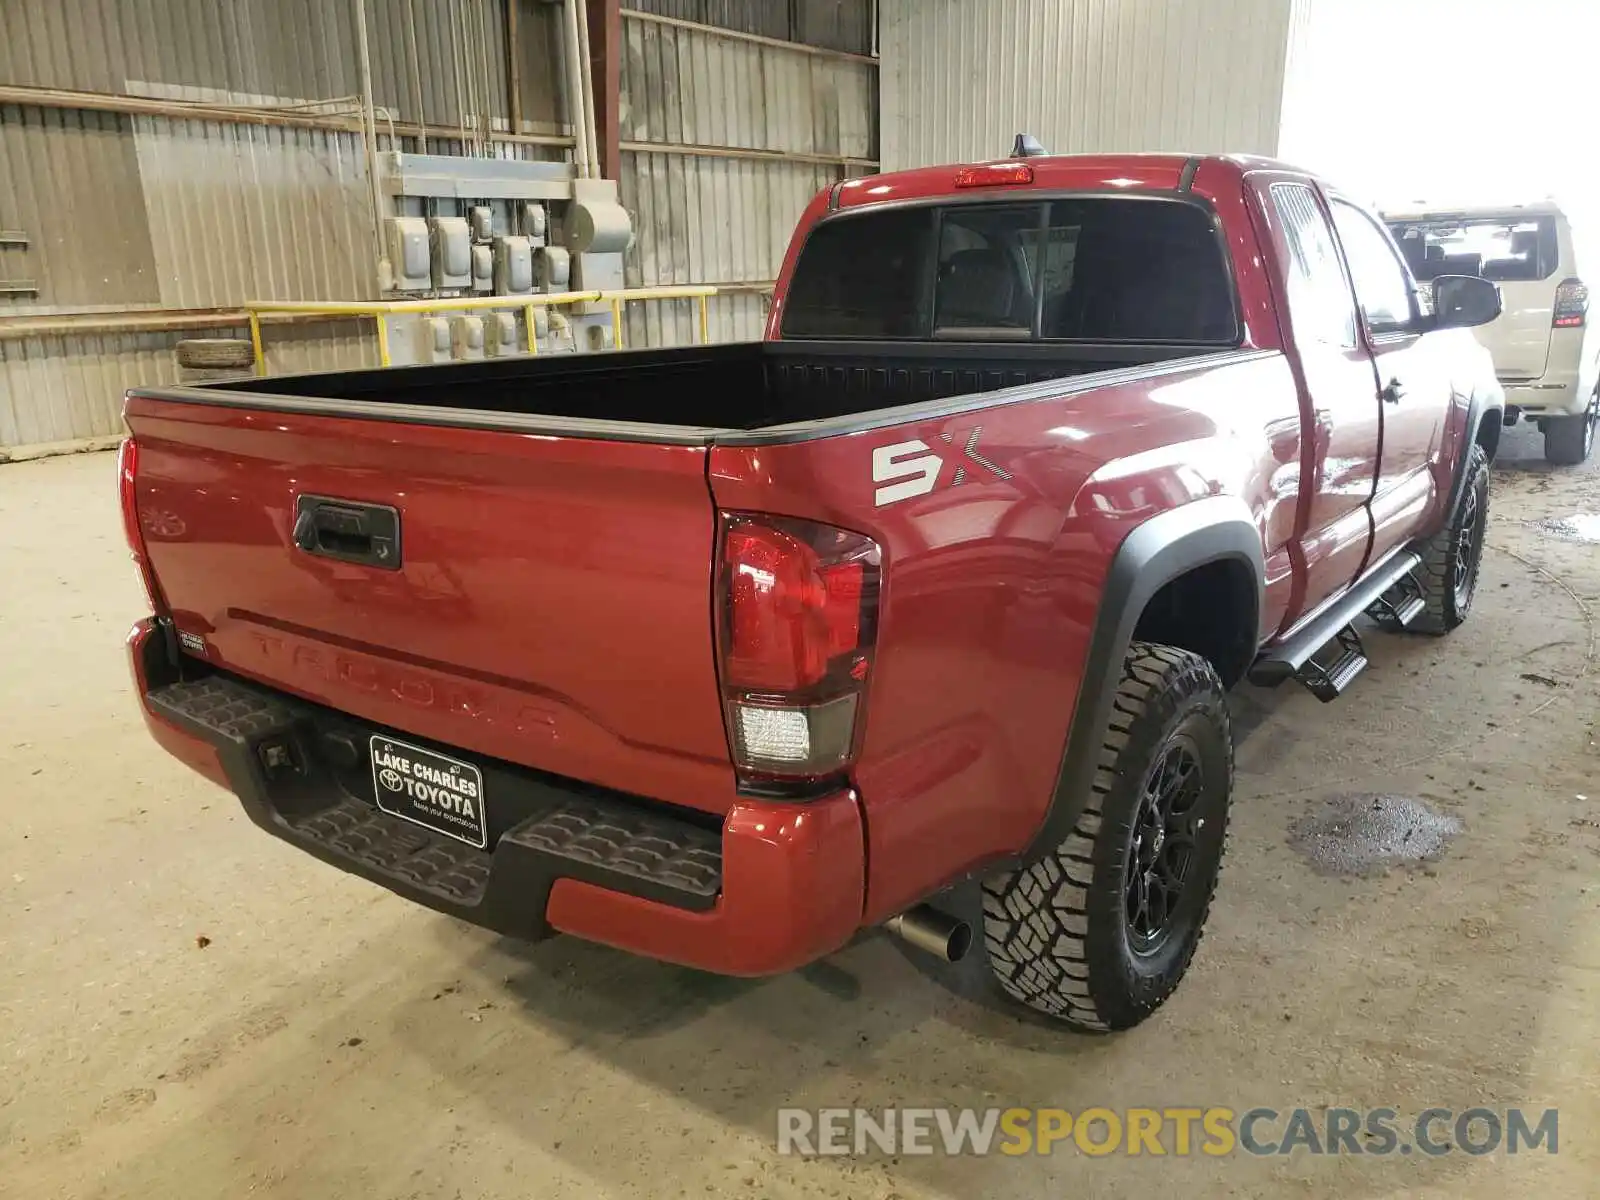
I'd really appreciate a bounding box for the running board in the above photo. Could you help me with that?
[1250,550,1422,692]
[1365,567,1426,629]
[1296,625,1368,701]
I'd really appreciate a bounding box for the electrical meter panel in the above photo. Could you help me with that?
[536,246,571,294]
[471,244,493,293]
[522,202,547,246]
[469,205,495,242]
[486,312,518,357]
[428,216,471,289]
[417,316,451,363]
[493,236,533,295]
[450,314,485,360]
[384,217,430,292]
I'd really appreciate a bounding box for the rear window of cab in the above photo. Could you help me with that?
[1387,215,1561,283]
[780,197,1240,345]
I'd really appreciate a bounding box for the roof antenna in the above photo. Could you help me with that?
[1012,133,1048,158]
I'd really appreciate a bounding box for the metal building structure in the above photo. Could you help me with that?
[879,0,1298,169]
[0,0,880,455]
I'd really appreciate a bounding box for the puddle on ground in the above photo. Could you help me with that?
[1535,514,1600,543]
[1288,794,1462,877]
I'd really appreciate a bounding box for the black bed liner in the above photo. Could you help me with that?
[127,340,1270,446]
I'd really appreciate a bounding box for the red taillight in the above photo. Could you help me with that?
[118,436,163,612]
[1554,278,1588,328]
[717,514,881,786]
[954,162,1034,188]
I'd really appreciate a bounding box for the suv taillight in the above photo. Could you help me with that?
[118,436,164,612]
[716,513,881,789]
[1554,278,1588,328]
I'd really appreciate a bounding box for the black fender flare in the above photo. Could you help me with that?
[1442,384,1502,531]
[1017,495,1264,864]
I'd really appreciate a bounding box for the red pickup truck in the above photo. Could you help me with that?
[121,152,1504,1033]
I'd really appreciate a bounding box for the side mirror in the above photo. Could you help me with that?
[1432,275,1502,329]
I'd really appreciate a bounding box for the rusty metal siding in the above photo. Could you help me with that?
[880,0,1295,170]
[617,10,876,343]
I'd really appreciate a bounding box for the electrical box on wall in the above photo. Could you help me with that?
[486,312,518,357]
[493,236,533,295]
[522,202,547,245]
[450,315,485,360]
[536,246,571,294]
[469,205,495,242]
[385,217,431,292]
[417,316,451,364]
[471,244,493,293]
[429,216,471,289]
[571,252,625,295]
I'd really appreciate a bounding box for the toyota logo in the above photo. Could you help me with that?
[378,768,403,791]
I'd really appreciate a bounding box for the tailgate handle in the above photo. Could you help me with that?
[292,495,401,570]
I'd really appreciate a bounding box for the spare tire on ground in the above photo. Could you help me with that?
[174,338,256,370]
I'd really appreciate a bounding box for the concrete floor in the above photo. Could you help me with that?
[3,426,1599,1199]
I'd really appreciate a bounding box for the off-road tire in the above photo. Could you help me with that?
[174,338,256,370]
[1413,442,1489,634]
[1542,388,1597,466]
[981,643,1232,1032]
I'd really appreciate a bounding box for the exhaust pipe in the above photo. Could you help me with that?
[884,905,973,962]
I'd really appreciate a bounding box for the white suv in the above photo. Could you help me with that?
[1386,202,1599,464]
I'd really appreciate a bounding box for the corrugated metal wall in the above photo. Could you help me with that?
[0,107,377,310]
[0,321,378,453]
[616,5,877,344]
[625,0,875,55]
[0,0,567,136]
[0,0,877,451]
[0,0,573,449]
[879,0,1294,170]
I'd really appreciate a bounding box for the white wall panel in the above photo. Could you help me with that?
[880,0,1295,170]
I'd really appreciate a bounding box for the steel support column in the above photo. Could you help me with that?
[585,0,621,179]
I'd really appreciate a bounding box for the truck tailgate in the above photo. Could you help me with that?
[125,396,737,815]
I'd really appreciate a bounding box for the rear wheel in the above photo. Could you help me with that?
[1543,388,1598,465]
[981,643,1232,1032]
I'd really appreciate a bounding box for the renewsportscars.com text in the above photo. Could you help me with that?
[776,1106,1559,1158]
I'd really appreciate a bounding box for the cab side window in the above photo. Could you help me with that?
[1331,201,1417,335]
[1270,183,1358,349]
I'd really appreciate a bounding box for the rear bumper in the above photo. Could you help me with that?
[1502,371,1588,417]
[128,619,866,976]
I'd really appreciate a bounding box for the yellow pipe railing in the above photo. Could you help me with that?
[244,285,718,375]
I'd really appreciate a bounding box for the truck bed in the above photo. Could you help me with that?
[188,340,1230,436]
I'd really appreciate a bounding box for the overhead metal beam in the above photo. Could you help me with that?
[620,139,877,170]
[0,84,576,149]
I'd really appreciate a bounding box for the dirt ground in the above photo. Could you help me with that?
[2,428,1598,1199]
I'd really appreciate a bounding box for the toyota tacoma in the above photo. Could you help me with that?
[121,151,1504,1032]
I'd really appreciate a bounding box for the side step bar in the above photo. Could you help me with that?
[1250,550,1422,699]
[1365,569,1426,630]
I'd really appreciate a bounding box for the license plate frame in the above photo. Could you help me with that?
[369,735,488,849]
